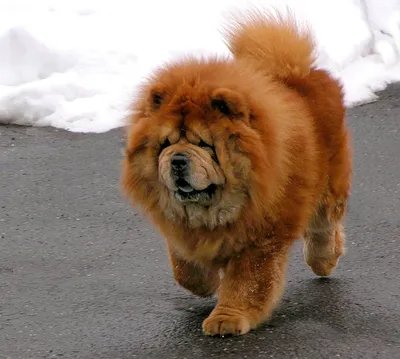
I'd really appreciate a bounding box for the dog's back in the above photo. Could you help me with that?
[225,11,352,276]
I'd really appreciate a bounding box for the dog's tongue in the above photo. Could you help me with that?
[176,179,194,193]
[178,183,194,193]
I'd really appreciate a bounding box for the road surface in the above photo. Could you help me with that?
[1,84,399,359]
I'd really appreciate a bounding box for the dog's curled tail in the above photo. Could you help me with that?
[224,10,315,82]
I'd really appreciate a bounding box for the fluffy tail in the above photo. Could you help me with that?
[223,10,315,82]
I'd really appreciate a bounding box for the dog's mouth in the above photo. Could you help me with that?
[174,178,217,204]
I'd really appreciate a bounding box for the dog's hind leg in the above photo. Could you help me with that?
[304,117,352,277]
[303,203,346,277]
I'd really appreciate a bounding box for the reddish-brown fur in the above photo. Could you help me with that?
[121,12,352,336]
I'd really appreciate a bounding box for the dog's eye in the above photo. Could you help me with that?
[199,140,218,163]
[159,138,171,152]
[211,99,231,116]
[199,140,212,149]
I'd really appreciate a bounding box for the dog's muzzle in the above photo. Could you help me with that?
[170,153,216,204]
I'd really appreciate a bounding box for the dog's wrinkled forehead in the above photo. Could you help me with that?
[154,89,214,145]
[165,82,209,116]
[145,65,249,145]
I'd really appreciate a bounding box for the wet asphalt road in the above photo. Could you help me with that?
[1,84,399,359]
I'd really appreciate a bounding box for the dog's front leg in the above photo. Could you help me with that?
[202,244,290,336]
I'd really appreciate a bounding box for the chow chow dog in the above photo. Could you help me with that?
[121,11,352,336]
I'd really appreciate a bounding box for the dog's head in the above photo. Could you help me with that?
[122,58,280,229]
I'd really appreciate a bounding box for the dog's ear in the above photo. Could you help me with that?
[146,83,166,112]
[211,88,248,119]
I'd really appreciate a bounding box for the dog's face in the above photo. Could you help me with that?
[122,59,274,229]
[158,134,225,207]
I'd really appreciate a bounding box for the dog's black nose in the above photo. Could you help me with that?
[171,154,189,173]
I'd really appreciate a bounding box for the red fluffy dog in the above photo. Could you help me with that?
[122,12,352,336]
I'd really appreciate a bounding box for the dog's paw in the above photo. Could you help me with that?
[202,311,250,336]
[306,257,340,277]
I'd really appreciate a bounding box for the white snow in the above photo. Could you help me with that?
[0,0,399,133]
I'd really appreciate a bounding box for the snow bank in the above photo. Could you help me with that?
[0,0,399,133]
